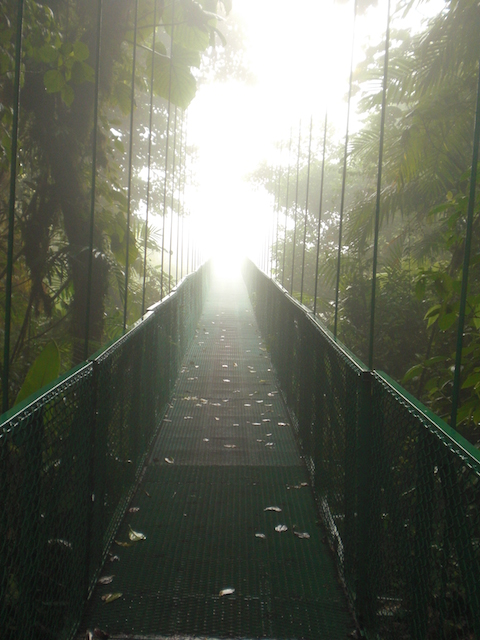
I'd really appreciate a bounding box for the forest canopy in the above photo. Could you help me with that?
[0,0,234,409]
[251,0,480,444]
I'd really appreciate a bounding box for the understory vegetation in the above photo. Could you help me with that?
[0,0,236,408]
[252,0,480,444]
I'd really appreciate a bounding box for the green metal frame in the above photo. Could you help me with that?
[0,263,210,640]
[244,259,480,640]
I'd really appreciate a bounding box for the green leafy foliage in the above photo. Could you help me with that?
[1,0,233,408]
[14,341,60,406]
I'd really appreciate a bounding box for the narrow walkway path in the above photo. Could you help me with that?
[80,274,352,639]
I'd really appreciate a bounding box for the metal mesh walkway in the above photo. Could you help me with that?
[79,273,353,639]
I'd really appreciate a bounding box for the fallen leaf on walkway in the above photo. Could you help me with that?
[144,490,151,497]
[101,592,122,604]
[219,588,235,596]
[224,444,236,449]
[129,507,140,513]
[115,540,132,548]
[278,422,286,426]
[128,526,146,542]
[223,379,230,383]
[108,554,120,562]
[275,524,288,532]
[264,506,282,512]
[294,531,311,539]
[97,575,114,585]
[165,457,174,464]
[255,533,267,539]
[203,438,209,442]
[265,443,274,447]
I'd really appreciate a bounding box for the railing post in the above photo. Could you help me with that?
[85,360,99,601]
[17,409,44,640]
[408,429,435,639]
[356,370,376,630]
[343,367,358,592]
[298,318,314,456]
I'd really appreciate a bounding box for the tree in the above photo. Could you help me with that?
[0,0,231,407]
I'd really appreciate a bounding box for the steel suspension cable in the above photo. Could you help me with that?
[290,121,302,296]
[450,58,480,430]
[282,129,293,288]
[168,105,178,293]
[84,0,103,359]
[161,0,175,297]
[313,110,328,317]
[181,112,188,279]
[176,110,184,284]
[123,0,138,333]
[368,0,391,370]
[142,0,158,316]
[334,0,357,338]
[2,0,24,413]
[274,143,283,279]
[300,116,313,305]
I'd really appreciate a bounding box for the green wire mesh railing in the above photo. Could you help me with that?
[243,259,480,640]
[0,263,210,640]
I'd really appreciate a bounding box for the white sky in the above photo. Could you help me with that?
[184,0,445,274]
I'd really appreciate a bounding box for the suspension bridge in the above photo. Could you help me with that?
[2,0,480,639]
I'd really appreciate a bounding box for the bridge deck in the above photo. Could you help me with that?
[79,273,353,639]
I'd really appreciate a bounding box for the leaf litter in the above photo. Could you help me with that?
[264,506,282,512]
[101,592,122,604]
[294,531,311,539]
[219,587,235,596]
[128,525,146,542]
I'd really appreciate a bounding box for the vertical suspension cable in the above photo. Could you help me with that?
[161,0,175,297]
[84,0,103,359]
[2,0,24,413]
[181,113,188,279]
[142,0,158,316]
[176,111,184,284]
[313,111,328,317]
[282,129,293,288]
[290,121,302,295]
[274,143,283,280]
[368,0,391,370]
[271,163,278,277]
[450,58,480,429]
[168,106,178,292]
[123,0,138,333]
[300,116,313,305]
[186,165,191,275]
[334,0,357,338]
